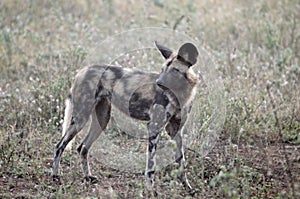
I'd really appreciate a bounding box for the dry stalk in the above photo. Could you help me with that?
[266,83,295,198]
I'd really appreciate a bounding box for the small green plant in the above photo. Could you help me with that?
[210,165,264,198]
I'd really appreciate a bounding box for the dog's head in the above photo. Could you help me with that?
[155,42,199,107]
[155,42,198,91]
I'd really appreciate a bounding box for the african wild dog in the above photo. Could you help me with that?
[51,42,199,191]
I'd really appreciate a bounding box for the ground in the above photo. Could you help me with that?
[0,132,299,198]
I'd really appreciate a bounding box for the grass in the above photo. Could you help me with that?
[0,0,299,198]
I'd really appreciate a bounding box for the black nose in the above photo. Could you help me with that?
[156,79,168,90]
[156,79,164,87]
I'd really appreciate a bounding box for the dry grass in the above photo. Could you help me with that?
[0,0,299,198]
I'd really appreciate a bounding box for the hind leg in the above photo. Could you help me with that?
[165,116,192,191]
[77,98,111,183]
[52,119,80,179]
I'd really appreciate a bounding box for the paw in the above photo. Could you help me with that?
[144,179,157,198]
[52,175,59,181]
[183,180,193,191]
[145,177,154,191]
[181,178,196,196]
[187,188,196,196]
[51,175,61,184]
[178,173,193,192]
[84,176,99,184]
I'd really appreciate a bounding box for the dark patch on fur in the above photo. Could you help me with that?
[128,85,169,120]
[155,41,173,59]
[146,170,155,177]
[129,92,152,120]
[175,155,183,164]
[95,97,111,129]
[177,55,193,67]
[95,83,104,99]
[107,66,124,79]
[154,90,169,107]
[165,116,181,138]
[77,144,83,154]
[177,43,198,66]
[80,145,88,157]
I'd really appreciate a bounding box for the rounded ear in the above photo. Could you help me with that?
[155,41,173,60]
[177,43,198,66]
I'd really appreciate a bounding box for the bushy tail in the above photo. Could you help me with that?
[62,97,73,151]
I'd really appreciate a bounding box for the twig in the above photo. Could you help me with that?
[173,15,185,31]
[266,83,295,198]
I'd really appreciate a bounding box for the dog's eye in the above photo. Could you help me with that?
[173,68,180,72]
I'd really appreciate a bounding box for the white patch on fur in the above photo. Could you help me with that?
[184,85,197,108]
[62,98,73,151]
[184,67,198,108]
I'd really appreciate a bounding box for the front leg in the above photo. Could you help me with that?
[145,104,169,190]
[173,129,193,191]
[165,114,193,191]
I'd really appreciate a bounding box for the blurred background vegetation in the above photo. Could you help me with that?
[0,0,299,198]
